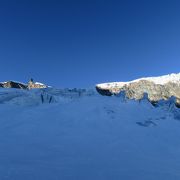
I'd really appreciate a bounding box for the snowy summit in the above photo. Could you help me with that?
[97,73,180,89]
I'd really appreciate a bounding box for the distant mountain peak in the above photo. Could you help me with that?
[0,79,47,89]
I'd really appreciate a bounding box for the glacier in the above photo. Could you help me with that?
[0,87,180,180]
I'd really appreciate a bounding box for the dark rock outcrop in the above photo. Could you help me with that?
[96,86,113,96]
[1,81,27,89]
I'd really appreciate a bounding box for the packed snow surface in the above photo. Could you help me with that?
[0,88,180,180]
[97,73,180,89]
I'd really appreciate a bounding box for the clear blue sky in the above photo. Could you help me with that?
[0,0,180,87]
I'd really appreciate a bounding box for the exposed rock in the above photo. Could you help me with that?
[2,81,27,89]
[28,79,47,89]
[96,73,180,105]
[0,79,47,90]
[96,86,112,96]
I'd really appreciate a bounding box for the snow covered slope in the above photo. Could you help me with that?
[97,73,180,88]
[0,88,180,180]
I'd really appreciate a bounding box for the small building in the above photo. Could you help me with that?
[28,78,47,89]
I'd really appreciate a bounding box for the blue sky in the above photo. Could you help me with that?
[0,0,180,87]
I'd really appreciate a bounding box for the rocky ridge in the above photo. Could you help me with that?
[96,73,180,104]
[0,79,47,89]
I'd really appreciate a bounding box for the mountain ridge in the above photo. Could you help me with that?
[1,73,180,105]
[96,73,180,104]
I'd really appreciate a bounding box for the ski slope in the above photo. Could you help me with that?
[0,88,180,180]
